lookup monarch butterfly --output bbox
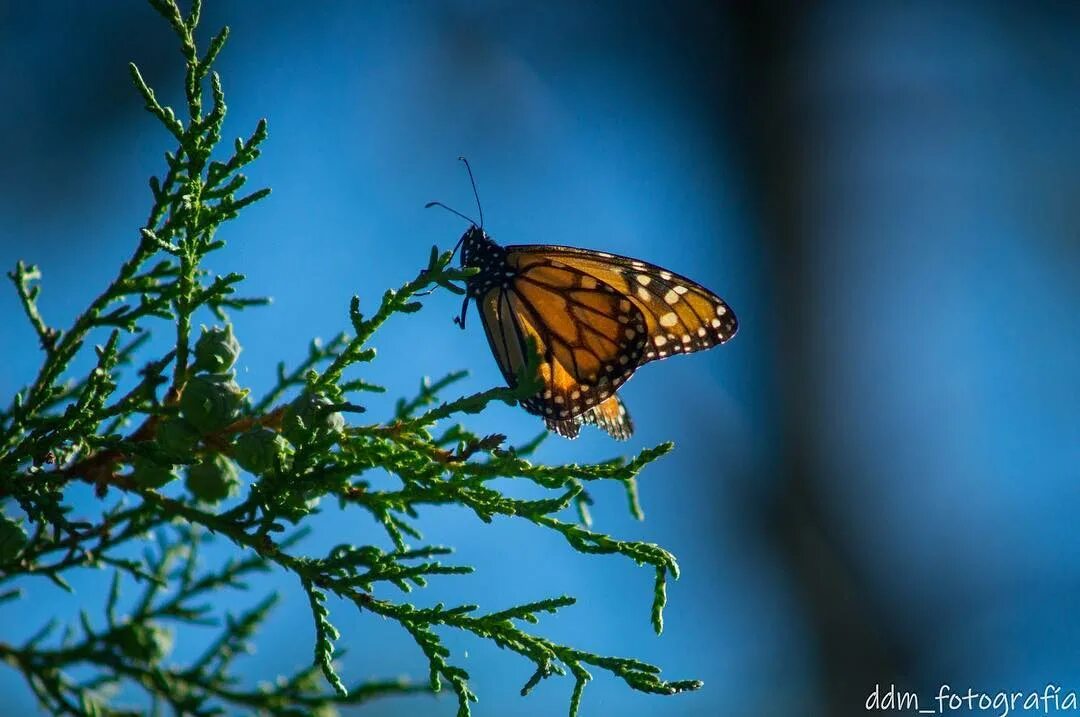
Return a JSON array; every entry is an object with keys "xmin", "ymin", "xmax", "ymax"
[{"xmin": 429, "ymin": 159, "xmax": 737, "ymax": 440}]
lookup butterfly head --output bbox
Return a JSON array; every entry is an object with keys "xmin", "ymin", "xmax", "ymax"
[
  {"xmin": 428, "ymin": 158, "xmax": 510, "ymax": 325},
  {"xmin": 459, "ymin": 225, "xmax": 495, "ymax": 266},
  {"xmin": 427, "ymin": 157, "xmax": 502, "ymax": 280},
  {"xmin": 459, "ymin": 225, "xmax": 507, "ymax": 296}
]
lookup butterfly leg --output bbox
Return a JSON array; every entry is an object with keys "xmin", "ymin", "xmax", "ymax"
[{"xmin": 453, "ymin": 295, "xmax": 469, "ymax": 329}]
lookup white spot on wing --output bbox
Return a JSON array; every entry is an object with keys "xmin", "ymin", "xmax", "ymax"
[
  {"xmin": 663, "ymin": 290, "xmax": 679, "ymax": 305},
  {"xmin": 659, "ymin": 312, "xmax": 678, "ymax": 328},
  {"xmin": 653, "ymin": 335, "xmax": 667, "ymax": 347},
  {"xmin": 635, "ymin": 274, "xmax": 651, "ymax": 286}
]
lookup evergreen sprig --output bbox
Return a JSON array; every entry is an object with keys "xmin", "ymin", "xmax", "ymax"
[{"xmin": 0, "ymin": 2, "xmax": 703, "ymax": 715}]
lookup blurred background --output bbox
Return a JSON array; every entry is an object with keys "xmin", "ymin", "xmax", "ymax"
[{"xmin": 1, "ymin": 1, "xmax": 1078, "ymax": 715}]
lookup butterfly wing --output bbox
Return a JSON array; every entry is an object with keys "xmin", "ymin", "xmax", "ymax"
[
  {"xmin": 473, "ymin": 244, "xmax": 735, "ymax": 440},
  {"xmin": 579, "ymin": 394, "xmax": 634, "ymax": 440},
  {"xmin": 506, "ymin": 245, "xmax": 738, "ymax": 362},
  {"xmin": 474, "ymin": 257, "xmax": 649, "ymax": 439}
]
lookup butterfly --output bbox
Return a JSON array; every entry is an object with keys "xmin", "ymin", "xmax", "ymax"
[{"xmin": 429, "ymin": 158, "xmax": 738, "ymax": 440}]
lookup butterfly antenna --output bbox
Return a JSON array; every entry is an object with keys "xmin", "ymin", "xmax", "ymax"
[
  {"xmin": 458, "ymin": 156, "xmax": 484, "ymax": 229},
  {"xmin": 424, "ymin": 201, "xmax": 478, "ymax": 227}
]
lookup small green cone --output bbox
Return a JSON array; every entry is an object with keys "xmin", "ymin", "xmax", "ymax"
[{"xmin": 185, "ymin": 454, "xmax": 240, "ymax": 504}]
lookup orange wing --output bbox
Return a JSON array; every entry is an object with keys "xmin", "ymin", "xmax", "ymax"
[
  {"xmin": 578, "ymin": 394, "xmax": 633, "ymax": 441},
  {"xmin": 474, "ymin": 246, "xmax": 736, "ymax": 440},
  {"xmin": 507, "ymin": 245, "xmax": 737, "ymax": 362},
  {"xmin": 475, "ymin": 256, "xmax": 647, "ymax": 439}
]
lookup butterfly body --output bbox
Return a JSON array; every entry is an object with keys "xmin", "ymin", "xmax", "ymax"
[
  {"xmin": 454, "ymin": 225, "xmax": 737, "ymax": 440},
  {"xmin": 459, "ymin": 226, "xmax": 509, "ymax": 299}
]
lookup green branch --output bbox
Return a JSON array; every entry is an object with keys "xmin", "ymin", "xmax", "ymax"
[{"xmin": 0, "ymin": 2, "xmax": 703, "ymax": 715}]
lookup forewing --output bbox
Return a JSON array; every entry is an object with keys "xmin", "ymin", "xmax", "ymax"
[
  {"xmin": 507, "ymin": 244, "xmax": 737, "ymax": 364},
  {"xmin": 476, "ymin": 252, "xmax": 648, "ymax": 428}
]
